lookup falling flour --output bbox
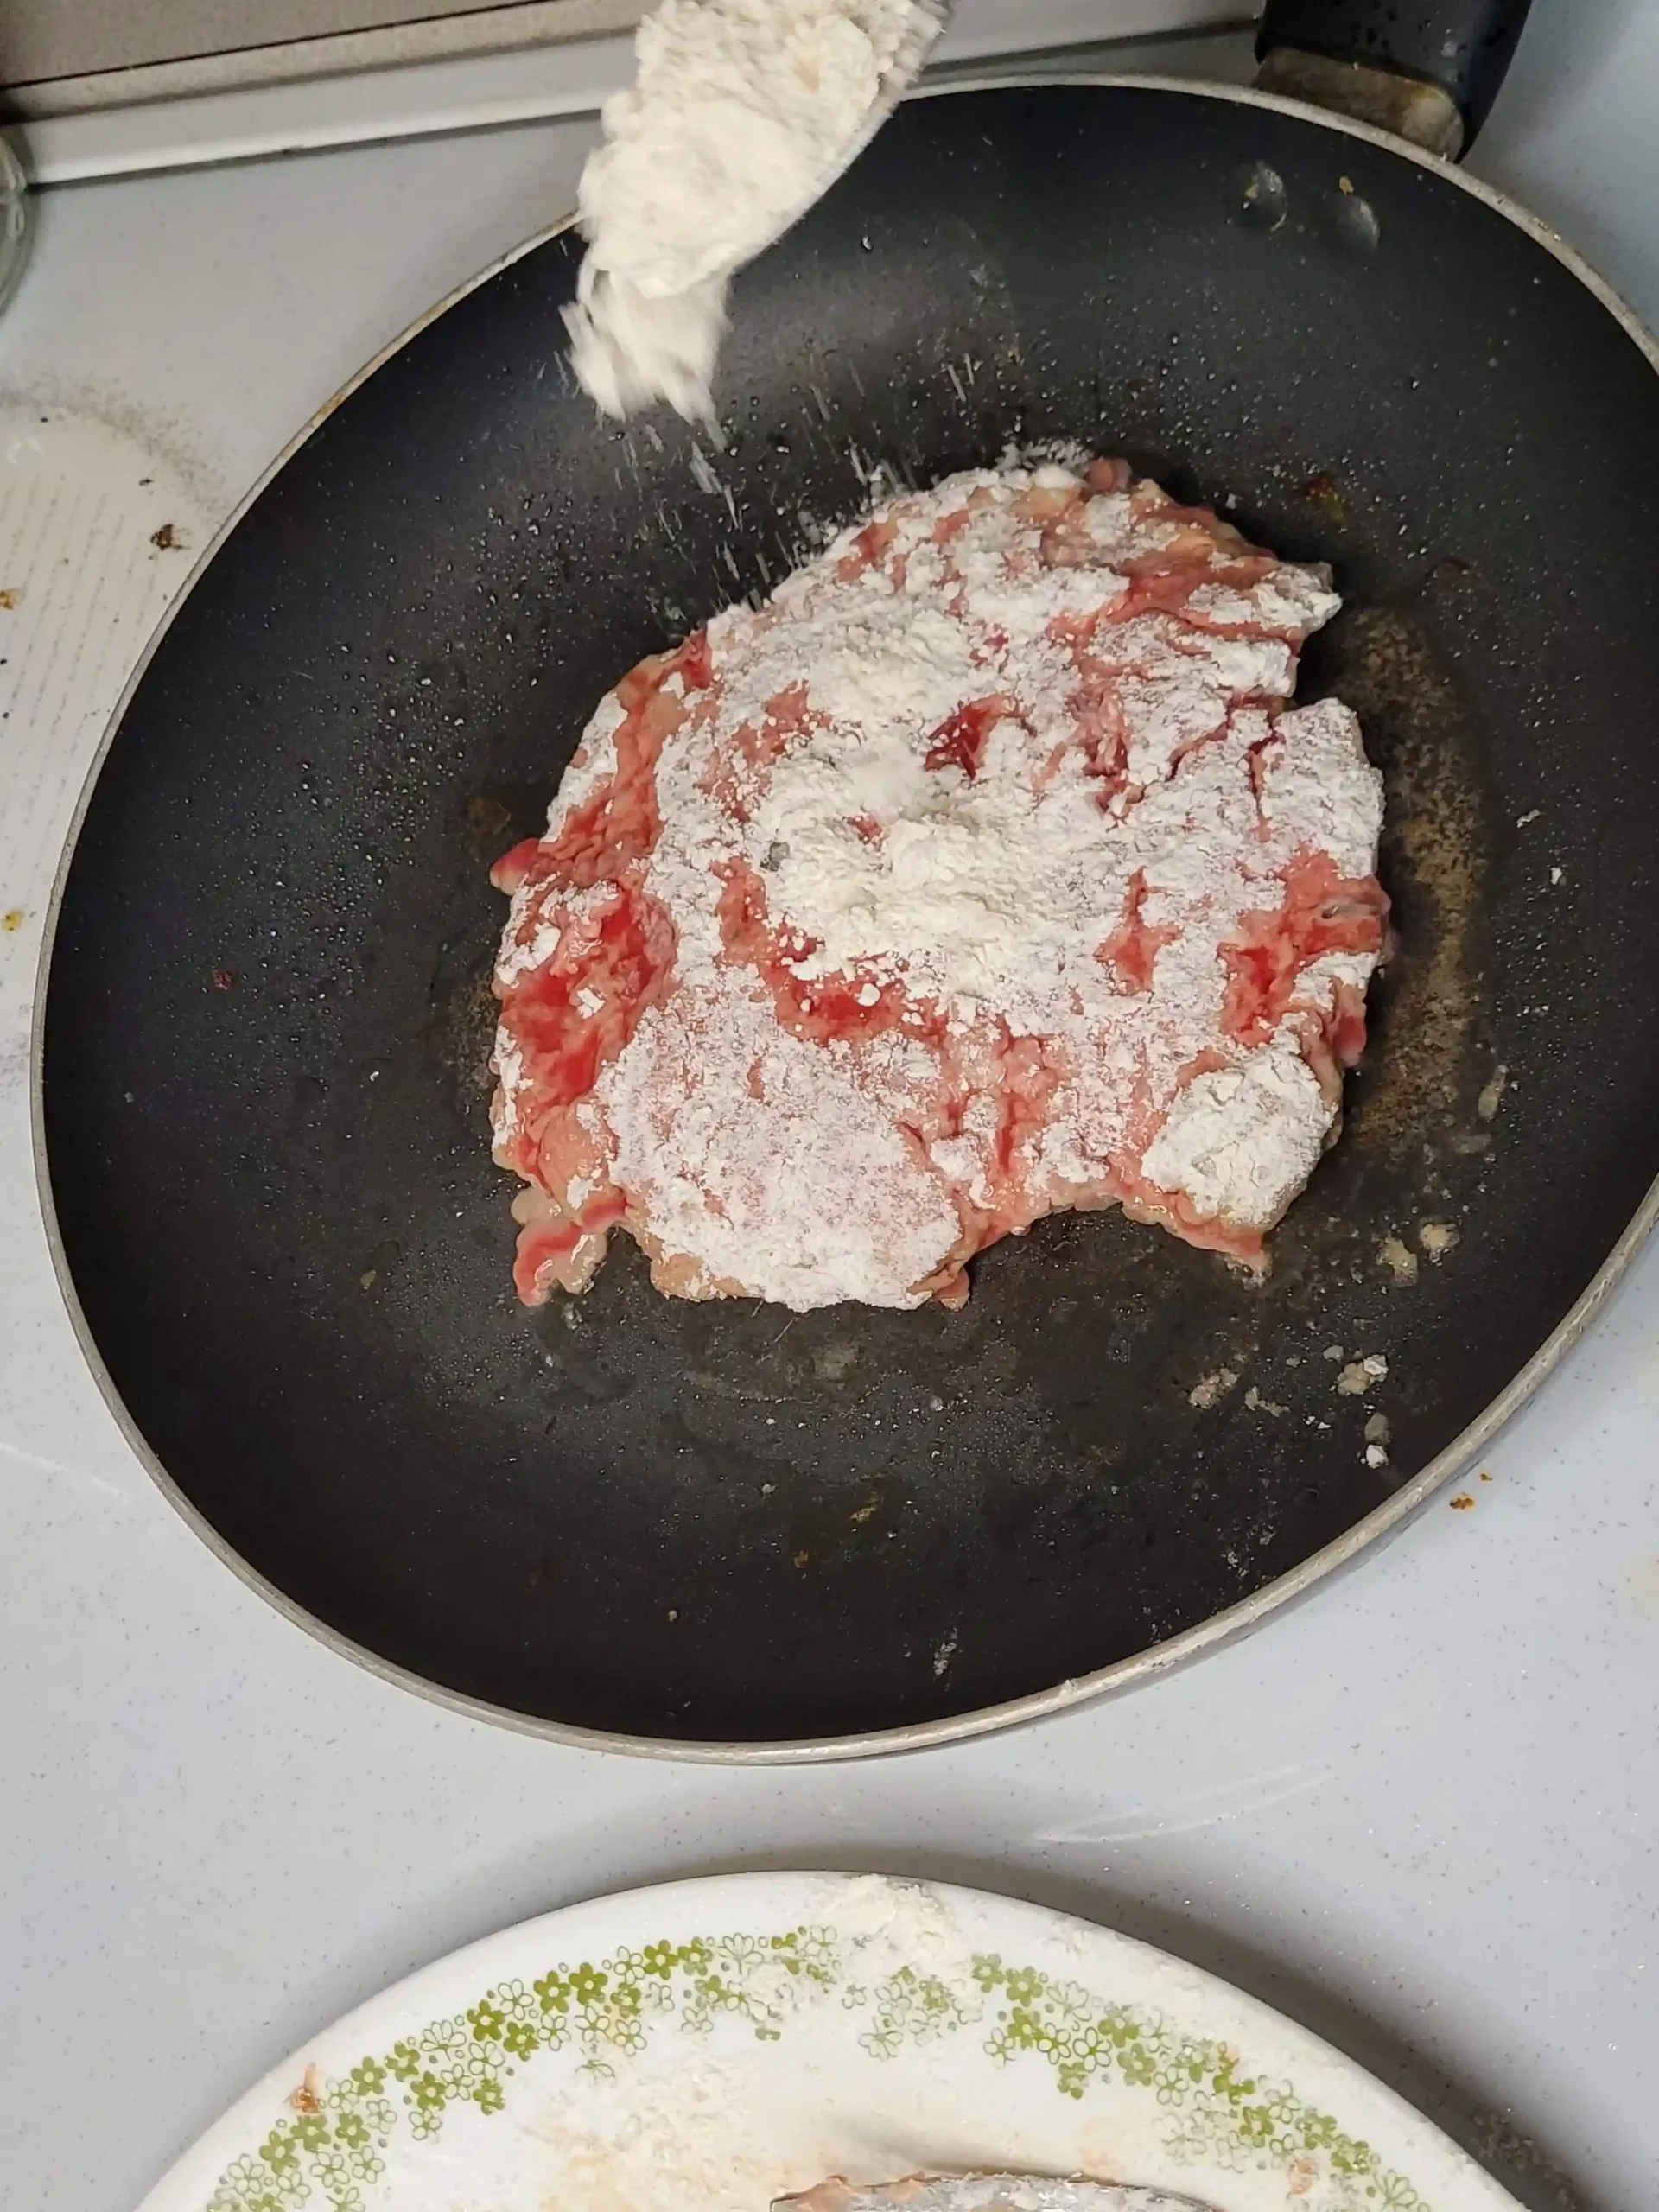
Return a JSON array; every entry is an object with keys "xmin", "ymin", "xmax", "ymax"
[{"xmin": 565, "ymin": 0, "xmax": 945, "ymax": 417}]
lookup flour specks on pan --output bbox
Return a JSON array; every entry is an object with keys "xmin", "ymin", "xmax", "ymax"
[{"xmin": 489, "ymin": 456, "xmax": 1387, "ymax": 1313}]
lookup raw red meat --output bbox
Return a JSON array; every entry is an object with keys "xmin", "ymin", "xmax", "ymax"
[{"xmin": 490, "ymin": 459, "xmax": 1385, "ymax": 1311}]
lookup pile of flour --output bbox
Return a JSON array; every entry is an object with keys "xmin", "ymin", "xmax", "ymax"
[{"xmin": 565, "ymin": 0, "xmax": 945, "ymax": 419}]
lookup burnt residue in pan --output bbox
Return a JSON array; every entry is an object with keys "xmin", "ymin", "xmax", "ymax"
[{"xmin": 1313, "ymin": 589, "xmax": 1492, "ymax": 1156}]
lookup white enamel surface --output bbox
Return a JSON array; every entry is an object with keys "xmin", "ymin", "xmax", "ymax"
[{"xmin": 2, "ymin": 11, "xmax": 1657, "ymax": 2212}]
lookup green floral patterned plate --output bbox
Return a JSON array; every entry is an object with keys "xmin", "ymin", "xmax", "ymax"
[{"xmin": 139, "ymin": 1873, "xmax": 1518, "ymax": 2212}]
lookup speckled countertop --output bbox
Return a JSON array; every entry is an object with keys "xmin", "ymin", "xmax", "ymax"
[{"xmin": 2, "ymin": 9, "xmax": 1656, "ymax": 2211}]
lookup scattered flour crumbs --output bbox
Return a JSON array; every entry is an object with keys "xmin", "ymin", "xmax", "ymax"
[
  {"xmin": 488, "ymin": 456, "xmax": 1389, "ymax": 1313},
  {"xmin": 804, "ymin": 1869, "xmax": 981, "ymax": 1984},
  {"xmin": 518, "ymin": 1879, "xmax": 976, "ymax": 2212},
  {"xmin": 518, "ymin": 1883, "xmax": 1219, "ymax": 2212},
  {"xmin": 565, "ymin": 0, "xmax": 946, "ymax": 417}
]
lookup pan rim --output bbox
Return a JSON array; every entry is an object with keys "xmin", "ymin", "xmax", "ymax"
[{"xmin": 30, "ymin": 70, "xmax": 1659, "ymax": 1766}]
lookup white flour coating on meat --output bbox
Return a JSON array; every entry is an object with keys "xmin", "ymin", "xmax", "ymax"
[
  {"xmin": 488, "ymin": 456, "xmax": 1388, "ymax": 1313},
  {"xmin": 565, "ymin": 0, "xmax": 945, "ymax": 418}
]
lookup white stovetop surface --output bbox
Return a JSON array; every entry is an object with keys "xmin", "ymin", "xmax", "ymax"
[{"xmin": 3, "ymin": 9, "xmax": 1656, "ymax": 2211}]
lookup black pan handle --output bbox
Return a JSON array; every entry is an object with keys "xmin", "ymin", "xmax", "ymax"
[{"xmin": 1256, "ymin": 0, "xmax": 1534, "ymax": 155}]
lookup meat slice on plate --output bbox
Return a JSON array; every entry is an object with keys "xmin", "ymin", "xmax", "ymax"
[
  {"xmin": 489, "ymin": 454, "xmax": 1387, "ymax": 1313},
  {"xmin": 777, "ymin": 2178, "xmax": 1220, "ymax": 2212}
]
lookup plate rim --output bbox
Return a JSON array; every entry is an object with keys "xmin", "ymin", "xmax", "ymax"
[
  {"xmin": 134, "ymin": 1868, "xmax": 1520, "ymax": 2212},
  {"xmin": 32, "ymin": 73, "xmax": 1659, "ymax": 1765}
]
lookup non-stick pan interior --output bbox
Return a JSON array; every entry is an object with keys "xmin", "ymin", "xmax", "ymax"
[{"xmin": 42, "ymin": 86, "xmax": 1659, "ymax": 1746}]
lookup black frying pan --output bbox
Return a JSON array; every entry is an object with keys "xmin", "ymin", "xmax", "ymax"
[{"xmin": 37, "ymin": 0, "xmax": 1659, "ymax": 1756}]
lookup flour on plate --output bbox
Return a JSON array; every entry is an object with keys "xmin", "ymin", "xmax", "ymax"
[
  {"xmin": 565, "ymin": 0, "xmax": 945, "ymax": 418},
  {"xmin": 488, "ymin": 456, "xmax": 1388, "ymax": 1313}
]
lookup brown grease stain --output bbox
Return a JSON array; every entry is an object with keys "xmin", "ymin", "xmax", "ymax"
[
  {"xmin": 287, "ymin": 2065, "xmax": 324, "ymax": 2113},
  {"xmin": 1320, "ymin": 601, "xmax": 1489, "ymax": 1164},
  {"xmin": 464, "ymin": 789, "xmax": 514, "ymax": 859},
  {"xmin": 1298, "ymin": 472, "xmax": 1346, "ymax": 527},
  {"xmin": 443, "ymin": 970, "xmax": 499, "ymax": 1104}
]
